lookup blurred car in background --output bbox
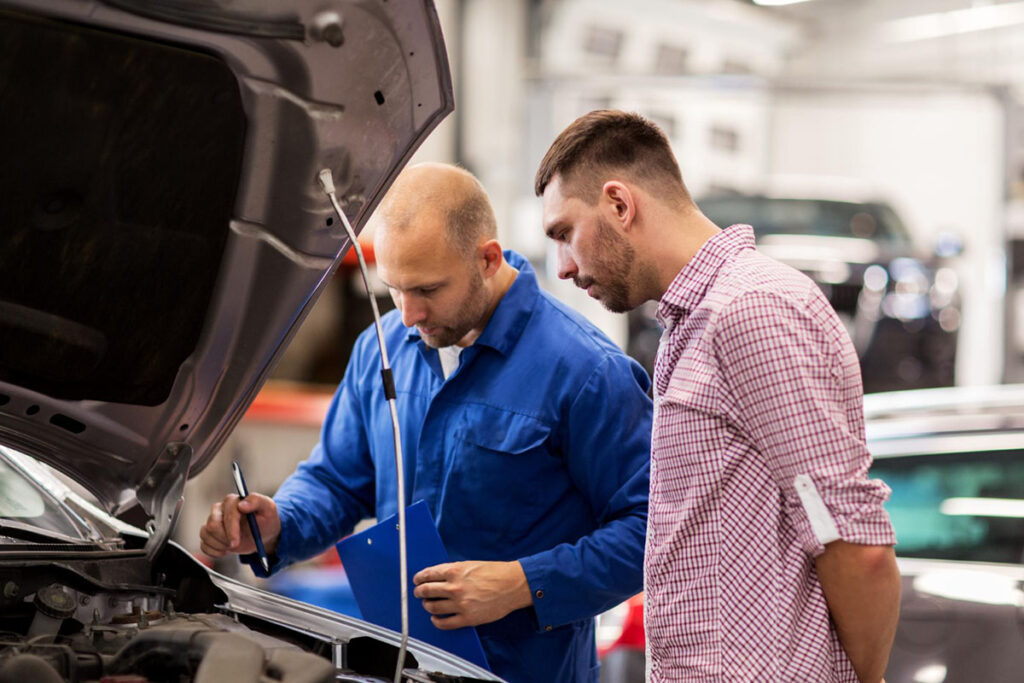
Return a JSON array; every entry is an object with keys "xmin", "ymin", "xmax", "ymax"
[
  {"xmin": 598, "ymin": 384, "xmax": 1024, "ymax": 683},
  {"xmin": 863, "ymin": 385, "xmax": 1024, "ymax": 683},
  {"xmin": 700, "ymin": 191, "xmax": 961, "ymax": 392},
  {"xmin": 627, "ymin": 189, "xmax": 962, "ymax": 393},
  {"xmin": 596, "ymin": 593, "xmax": 645, "ymax": 682}
]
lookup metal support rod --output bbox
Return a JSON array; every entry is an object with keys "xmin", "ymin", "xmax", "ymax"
[{"xmin": 317, "ymin": 169, "xmax": 409, "ymax": 683}]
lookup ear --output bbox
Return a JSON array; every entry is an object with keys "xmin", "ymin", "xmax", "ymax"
[
  {"xmin": 478, "ymin": 239, "xmax": 504, "ymax": 277},
  {"xmin": 601, "ymin": 181, "xmax": 636, "ymax": 231}
]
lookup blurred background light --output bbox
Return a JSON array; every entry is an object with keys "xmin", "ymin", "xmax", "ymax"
[
  {"xmin": 753, "ymin": 0, "xmax": 817, "ymax": 6},
  {"xmin": 882, "ymin": 1, "xmax": 1024, "ymax": 43},
  {"xmin": 940, "ymin": 496, "xmax": 1024, "ymax": 518},
  {"xmin": 913, "ymin": 664, "xmax": 948, "ymax": 683},
  {"xmin": 913, "ymin": 569, "xmax": 1021, "ymax": 606}
]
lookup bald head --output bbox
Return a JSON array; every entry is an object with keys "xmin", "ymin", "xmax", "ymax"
[
  {"xmin": 369, "ymin": 164, "xmax": 516, "ymax": 348},
  {"xmin": 372, "ymin": 162, "xmax": 497, "ymax": 256}
]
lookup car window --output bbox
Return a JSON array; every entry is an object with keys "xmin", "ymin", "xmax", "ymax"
[
  {"xmin": 871, "ymin": 449, "xmax": 1024, "ymax": 564},
  {"xmin": 698, "ymin": 196, "xmax": 912, "ymax": 246},
  {"xmin": 0, "ymin": 458, "xmax": 85, "ymax": 539}
]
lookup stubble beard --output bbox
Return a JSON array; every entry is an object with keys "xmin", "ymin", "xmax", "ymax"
[
  {"xmin": 419, "ymin": 267, "xmax": 489, "ymax": 349},
  {"xmin": 582, "ymin": 217, "xmax": 641, "ymax": 314}
]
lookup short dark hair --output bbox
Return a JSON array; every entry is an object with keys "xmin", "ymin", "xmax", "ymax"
[{"xmin": 534, "ymin": 110, "xmax": 690, "ymax": 206}]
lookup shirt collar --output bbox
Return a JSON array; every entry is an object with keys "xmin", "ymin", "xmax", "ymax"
[
  {"xmin": 405, "ymin": 250, "xmax": 538, "ymax": 357},
  {"xmin": 657, "ymin": 224, "xmax": 755, "ymax": 328}
]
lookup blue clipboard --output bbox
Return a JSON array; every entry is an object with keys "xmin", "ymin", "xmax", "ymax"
[{"xmin": 335, "ymin": 500, "xmax": 490, "ymax": 670}]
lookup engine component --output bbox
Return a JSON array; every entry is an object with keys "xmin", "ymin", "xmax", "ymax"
[
  {"xmin": 0, "ymin": 653, "xmax": 63, "ymax": 683},
  {"xmin": 105, "ymin": 616, "xmax": 335, "ymax": 683},
  {"xmin": 28, "ymin": 584, "xmax": 76, "ymax": 640}
]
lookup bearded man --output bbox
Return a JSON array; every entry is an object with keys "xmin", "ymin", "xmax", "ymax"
[
  {"xmin": 535, "ymin": 111, "xmax": 900, "ymax": 683},
  {"xmin": 200, "ymin": 162, "xmax": 653, "ymax": 683}
]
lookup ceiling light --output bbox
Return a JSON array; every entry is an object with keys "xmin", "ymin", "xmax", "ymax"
[{"xmin": 883, "ymin": 1, "xmax": 1024, "ymax": 42}]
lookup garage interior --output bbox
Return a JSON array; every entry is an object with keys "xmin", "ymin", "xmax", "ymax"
[{"xmin": 81, "ymin": 1, "xmax": 1018, "ymax": 680}]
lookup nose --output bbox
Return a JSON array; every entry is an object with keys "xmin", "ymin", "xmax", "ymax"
[
  {"xmin": 556, "ymin": 243, "xmax": 578, "ymax": 281},
  {"xmin": 398, "ymin": 293, "xmax": 428, "ymax": 327}
]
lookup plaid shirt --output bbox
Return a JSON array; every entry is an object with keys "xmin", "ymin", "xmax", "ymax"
[{"xmin": 644, "ymin": 225, "xmax": 896, "ymax": 682}]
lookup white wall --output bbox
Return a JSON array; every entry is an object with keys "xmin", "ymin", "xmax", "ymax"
[
  {"xmin": 515, "ymin": 0, "xmax": 801, "ymax": 349},
  {"xmin": 539, "ymin": 0, "xmax": 799, "ymax": 78},
  {"xmin": 781, "ymin": 0, "xmax": 1024, "ymax": 88},
  {"xmin": 768, "ymin": 87, "xmax": 1006, "ymax": 385},
  {"xmin": 407, "ymin": 0, "xmax": 459, "ymax": 166}
]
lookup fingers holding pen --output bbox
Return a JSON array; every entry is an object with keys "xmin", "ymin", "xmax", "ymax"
[
  {"xmin": 217, "ymin": 493, "xmax": 242, "ymax": 549},
  {"xmin": 237, "ymin": 492, "xmax": 282, "ymax": 554},
  {"xmin": 198, "ymin": 492, "xmax": 281, "ymax": 558},
  {"xmin": 199, "ymin": 496, "xmax": 235, "ymax": 557}
]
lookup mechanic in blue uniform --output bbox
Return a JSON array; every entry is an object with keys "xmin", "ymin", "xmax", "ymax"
[{"xmin": 199, "ymin": 163, "xmax": 652, "ymax": 683}]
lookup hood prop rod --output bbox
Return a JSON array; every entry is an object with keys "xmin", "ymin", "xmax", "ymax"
[{"xmin": 318, "ymin": 169, "xmax": 409, "ymax": 683}]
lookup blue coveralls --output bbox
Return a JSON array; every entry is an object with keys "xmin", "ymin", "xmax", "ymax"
[{"xmin": 257, "ymin": 251, "xmax": 652, "ymax": 682}]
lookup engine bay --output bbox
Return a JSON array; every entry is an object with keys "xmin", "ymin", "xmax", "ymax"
[
  {"xmin": 0, "ymin": 546, "xmax": 340, "ymax": 683},
  {"xmin": 0, "ymin": 543, "xmax": 479, "ymax": 683}
]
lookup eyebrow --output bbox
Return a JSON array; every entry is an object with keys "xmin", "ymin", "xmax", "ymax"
[{"xmin": 378, "ymin": 276, "xmax": 446, "ymax": 292}]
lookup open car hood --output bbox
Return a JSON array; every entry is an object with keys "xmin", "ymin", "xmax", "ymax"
[{"xmin": 0, "ymin": 0, "xmax": 453, "ymax": 549}]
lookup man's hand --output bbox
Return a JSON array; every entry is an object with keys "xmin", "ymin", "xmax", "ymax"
[
  {"xmin": 815, "ymin": 540, "xmax": 900, "ymax": 683},
  {"xmin": 199, "ymin": 492, "xmax": 281, "ymax": 559},
  {"xmin": 412, "ymin": 560, "xmax": 532, "ymax": 629}
]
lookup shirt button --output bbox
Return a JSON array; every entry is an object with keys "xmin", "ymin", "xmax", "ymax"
[
  {"xmin": 545, "ymin": 625, "xmax": 552, "ymax": 631},
  {"xmin": 535, "ymin": 590, "xmax": 544, "ymax": 599}
]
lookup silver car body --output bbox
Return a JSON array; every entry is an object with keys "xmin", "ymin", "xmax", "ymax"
[
  {"xmin": 0, "ymin": 444, "xmax": 503, "ymax": 680},
  {"xmin": 0, "ymin": 1, "xmax": 511, "ymax": 680},
  {"xmin": 0, "ymin": 0, "xmax": 451, "ymax": 536}
]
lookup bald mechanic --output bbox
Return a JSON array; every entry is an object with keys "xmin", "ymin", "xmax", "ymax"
[{"xmin": 199, "ymin": 163, "xmax": 652, "ymax": 683}]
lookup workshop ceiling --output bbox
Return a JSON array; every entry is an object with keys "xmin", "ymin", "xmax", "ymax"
[{"xmin": 740, "ymin": 0, "xmax": 1024, "ymax": 88}]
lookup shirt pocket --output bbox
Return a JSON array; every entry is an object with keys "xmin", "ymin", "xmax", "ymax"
[
  {"xmin": 660, "ymin": 347, "xmax": 724, "ymax": 417},
  {"xmin": 456, "ymin": 407, "xmax": 551, "ymax": 454},
  {"xmin": 446, "ymin": 406, "xmax": 556, "ymax": 549},
  {"xmin": 654, "ymin": 350, "xmax": 728, "ymax": 493}
]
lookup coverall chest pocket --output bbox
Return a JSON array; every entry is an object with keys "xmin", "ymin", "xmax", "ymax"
[{"xmin": 448, "ymin": 406, "xmax": 554, "ymax": 549}]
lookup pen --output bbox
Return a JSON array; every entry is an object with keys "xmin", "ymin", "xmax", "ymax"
[{"xmin": 231, "ymin": 460, "xmax": 270, "ymax": 574}]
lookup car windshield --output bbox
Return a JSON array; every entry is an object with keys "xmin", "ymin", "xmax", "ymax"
[
  {"xmin": 698, "ymin": 196, "xmax": 912, "ymax": 246},
  {"xmin": 0, "ymin": 455, "xmax": 86, "ymax": 541},
  {"xmin": 871, "ymin": 448, "xmax": 1024, "ymax": 564}
]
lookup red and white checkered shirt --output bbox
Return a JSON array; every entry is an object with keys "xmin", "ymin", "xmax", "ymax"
[{"xmin": 644, "ymin": 225, "xmax": 896, "ymax": 682}]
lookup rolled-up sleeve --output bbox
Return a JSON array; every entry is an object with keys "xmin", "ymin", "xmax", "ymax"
[{"xmin": 713, "ymin": 288, "xmax": 896, "ymax": 557}]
